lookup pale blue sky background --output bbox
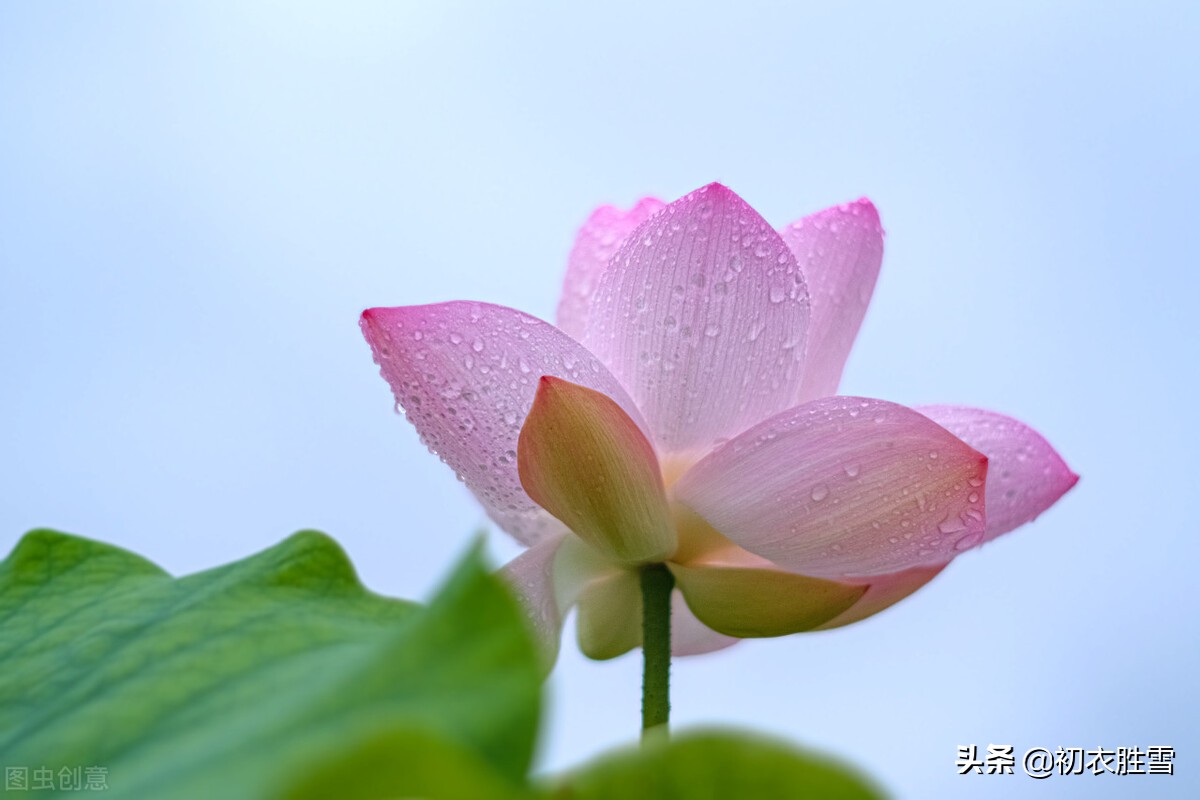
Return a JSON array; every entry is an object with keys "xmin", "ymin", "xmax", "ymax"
[{"xmin": 2, "ymin": 2, "xmax": 1197, "ymax": 797}]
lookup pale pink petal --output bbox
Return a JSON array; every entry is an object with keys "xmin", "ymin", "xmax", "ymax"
[
  {"xmin": 674, "ymin": 396, "xmax": 989, "ymax": 579},
  {"xmin": 779, "ymin": 199, "xmax": 885, "ymax": 402},
  {"xmin": 813, "ymin": 564, "xmax": 944, "ymax": 630},
  {"xmin": 557, "ymin": 197, "xmax": 665, "ymax": 340},
  {"xmin": 917, "ymin": 405, "xmax": 1078, "ymax": 542},
  {"xmin": 671, "ymin": 560, "xmax": 865, "ymax": 638},
  {"xmin": 555, "ymin": 532, "xmax": 738, "ymax": 659},
  {"xmin": 575, "ymin": 570, "xmax": 642, "ymax": 661},
  {"xmin": 518, "ymin": 377, "xmax": 676, "ymax": 565},
  {"xmin": 551, "ymin": 534, "xmax": 628, "ymax": 609},
  {"xmin": 500, "ymin": 534, "xmax": 568, "ymax": 663},
  {"xmin": 582, "ymin": 183, "xmax": 811, "ymax": 458},
  {"xmin": 575, "ymin": 577, "xmax": 740, "ymax": 659},
  {"xmin": 671, "ymin": 591, "xmax": 738, "ymax": 656},
  {"xmin": 361, "ymin": 301, "xmax": 647, "ymax": 546}
]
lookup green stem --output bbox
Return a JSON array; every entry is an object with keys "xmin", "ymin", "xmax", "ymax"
[{"xmin": 640, "ymin": 562, "xmax": 674, "ymax": 738}]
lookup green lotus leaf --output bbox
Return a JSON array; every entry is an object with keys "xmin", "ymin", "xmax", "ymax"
[
  {"xmin": 0, "ymin": 529, "xmax": 540, "ymax": 800},
  {"xmin": 543, "ymin": 729, "xmax": 885, "ymax": 800}
]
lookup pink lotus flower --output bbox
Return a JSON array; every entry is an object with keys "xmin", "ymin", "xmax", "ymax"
[{"xmin": 361, "ymin": 183, "xmax": 1076, "ymax": 660}]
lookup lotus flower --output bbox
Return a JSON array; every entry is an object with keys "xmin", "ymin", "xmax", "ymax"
[{"xmin": 361, "ymin": 183, "xmax": 1076, "ymax": 660}]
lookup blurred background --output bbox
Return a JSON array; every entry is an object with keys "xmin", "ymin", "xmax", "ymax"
[{"xmin": 2, "ymin": 1, "xmax": 1196, "ymax": 797}]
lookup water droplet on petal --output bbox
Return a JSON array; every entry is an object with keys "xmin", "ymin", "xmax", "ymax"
[
  {"xmin": 955, "ymin": 532, "xmax": 984, "ymax": 551},
  {"xmin": 938, "ymin": 516, "xmax": 967, "ymax": 535}
]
